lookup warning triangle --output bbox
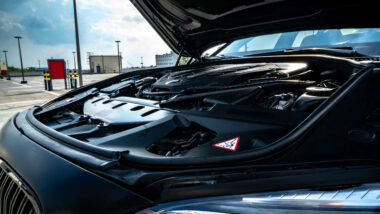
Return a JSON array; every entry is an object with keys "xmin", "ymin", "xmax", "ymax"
[{"xmin": 213, "ymin": 137, "xmax": 240, "ymax": 151}]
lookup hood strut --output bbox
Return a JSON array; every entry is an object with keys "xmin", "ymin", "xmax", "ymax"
[
  {"xmin": 176, "ymin": 42, "xmax": 202, "ymax": 66},
  {"xmin": 175, "ymin": 42, "xmax": 186, "ymax": 66}
]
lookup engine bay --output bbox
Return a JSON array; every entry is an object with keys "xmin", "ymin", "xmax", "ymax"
[{"xmin": 35, "ymin": 59, "xmax": 355, "ymax": 159}]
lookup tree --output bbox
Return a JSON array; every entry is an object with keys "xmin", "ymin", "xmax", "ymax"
[
  {"xmin": 178, "ymin": 57, "xmax": 194, "ymax": 65},
  {"xmin": 8, "ymin": 66, "xmax": 21, "ymax": 73}
]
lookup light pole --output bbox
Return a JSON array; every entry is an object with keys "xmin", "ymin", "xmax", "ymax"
[
  {"xmin": 14, "ymin": 36, "xmax": 27, "ymax": 84},
  {"xmin": 73, "ymin": 0, "xmax": 83, "ymax": 87},
  {"xmin": 38, "ymin": 60, "xmax": 41, "ymax": 69},
  {"xmin": 115, "ymin": 40, "xmax": 121, "ymax": 74},
  {"xmin": 72, "ymin": 52, "xmax": 77, "ymax": 71},
  {"xmin": 141, "ymin": 57, "xmax": 143, "ymax": 68},
  {"xmin": 0, "ymin": 54, "xmax": 2, "ymax": 79},
  {"xmin": 66, "ymin": 60, "xmax": 70, "ymax": 70},
  {"xmin": 3, "ymin": 51, "xmax": 10, "ymax": 80}
]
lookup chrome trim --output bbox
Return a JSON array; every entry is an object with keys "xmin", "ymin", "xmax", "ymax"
[
  {"xmin": 139, "ymin": 183, "xmax": 380, "ymax": 213},
  {"xmin": 0, "ymin": 159, "xmax": 41, "ymax": 214}
]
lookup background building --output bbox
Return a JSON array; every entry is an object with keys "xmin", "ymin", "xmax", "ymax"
[
  {"xmin": 89, "ymin": 55, "xmax": 122, "ymax": 73},
  {"xmin": 155, "ymin": 51, "xmax": 178, "ymax": 67},
  {"xmin": 0, "ymin": 61, "xmax": 7, "ymax": 76},
  {"xmin": 0, "ymin": 61, "xmax": 6, "ymax": 70}
]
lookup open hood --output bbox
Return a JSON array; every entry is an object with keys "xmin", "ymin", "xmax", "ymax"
[{"xmin": 131, "ymin": 0, "xmax": 380, "ymax": 58}]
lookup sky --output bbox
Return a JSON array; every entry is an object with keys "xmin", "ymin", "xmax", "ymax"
[{"xmin": 0, "ymin": 0, "xmax": 171, "ymax": 69}]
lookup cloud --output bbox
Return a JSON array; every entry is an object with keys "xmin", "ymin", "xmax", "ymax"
[
  {"xmin": 62, "ymin": 0, "xmax": 70, "ymax": 6},
  {"xmin": 126, "ymin": 37, "xmax": 138, "ymax": 42},
  {"xmin": 82, "ymin": 0, "xmax": 171, "ymax": 66},
  {"xmin": 123, "ymin": 16, "xmax": 145, "ymax": 23},
  {"xmin": 21, "ymin": 15, "xmax": 54, "ymax": 31},
  {"xmin": 18, "ymin": 13, "xmax": 75, "ymax": 45},
  {"xmin": 0, "ymin": 0, "xmax": 29, "ymax": 13},
  {"xmin": 0, "ymin": 11, "xmax": 24, "ymax": 32},
  {"xmin": 0, "ymin": 0, "xmax": 171, "ymax": 68}
]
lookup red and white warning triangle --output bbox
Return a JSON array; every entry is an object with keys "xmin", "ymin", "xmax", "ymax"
[{"xmin": 213, "ymin": 137, "xmax": 240, "ymax": 151}]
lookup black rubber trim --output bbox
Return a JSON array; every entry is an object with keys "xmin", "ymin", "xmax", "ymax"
[{"xmin": 14, "ymin": 112, "xmax": 119, "ymax": 170}]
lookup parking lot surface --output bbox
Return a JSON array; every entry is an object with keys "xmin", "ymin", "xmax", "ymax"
[{"xmin": 0, "ymin": 74, "xmax": 118, "ymax": 128}]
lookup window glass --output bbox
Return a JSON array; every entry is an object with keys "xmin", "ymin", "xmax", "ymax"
[{"xmin": 217, "ymin": 28, "xmax": 380, "ymax": 57}]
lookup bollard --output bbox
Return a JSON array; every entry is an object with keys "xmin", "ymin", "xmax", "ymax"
[
  {"xmin": 43, "ymin": 71, "xmax": 48, "ymax": 90},
  {"xmin": 74, "ymin": 71, "xmax": 78, "ymax": 89},
  {"xmin": 47, "ymin": 71, "xmax": 53, "ymax": 91},
  {"xmin": 6, "ymin": 71, "xmax": 11, "ymax": 80},
  {"xmin": 69, "ymin": 71, "xmax": 74, "ymax": 88},
  {"xmin": 67, "ymin": 70, "xmax": 70, "ymax": 88},
  {"xmin": 64, "ymin": 70, "xmax": 68, "ymax": 90}
]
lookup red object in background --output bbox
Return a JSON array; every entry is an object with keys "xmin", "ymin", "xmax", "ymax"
[
  {"xmin": 48, "ymin": 59, "xmax": 66, "ymax": 79},
  {"xmin": 1, "ymin": 70, "xmax": 6, "ymax": 76}
]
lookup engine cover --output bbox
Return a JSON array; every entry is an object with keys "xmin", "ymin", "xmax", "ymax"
[{"xmin": 83, "ymin": 96, "xmax": 173, "ymax": 125}]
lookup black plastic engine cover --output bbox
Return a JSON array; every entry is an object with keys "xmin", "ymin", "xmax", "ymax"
[{"xmin": 151, "ymin": 63, "xmax": 307, "ymax": 92}]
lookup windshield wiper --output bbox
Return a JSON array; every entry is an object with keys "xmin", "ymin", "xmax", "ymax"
[
  {"xmin": 206, "ymin": 55, "xmax": 242, "ymax": 60},
  {"xmin": 244, "ymin": 46, "xmax": 367, "ymax": 57}
]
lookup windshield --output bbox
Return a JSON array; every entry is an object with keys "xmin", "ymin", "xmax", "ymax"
[{"xmin": 217, "ymin": 28, "xmax": 380, "ymax": 57}]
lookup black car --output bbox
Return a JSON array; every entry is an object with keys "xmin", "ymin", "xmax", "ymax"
[{"xmin": 1, "ymin": 0, "xmax": 380, "ymax": 213}]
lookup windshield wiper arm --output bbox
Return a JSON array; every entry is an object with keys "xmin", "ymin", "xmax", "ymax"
[
  {"xmin": 284, "ymin": 46, "xmax": 358, "ymax": 55},
  {"xmin": 206, "ymin": 55, "xmax": 242, "ymax": 60},
  {"xmin": 244, "ymin": 46, "xmax": 367, "ymax": 57}
]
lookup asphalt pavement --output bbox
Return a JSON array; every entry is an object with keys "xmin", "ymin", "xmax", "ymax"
[{"xmin": 0, "ymin": 74, "xmax": 118, "ymax": 128}]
